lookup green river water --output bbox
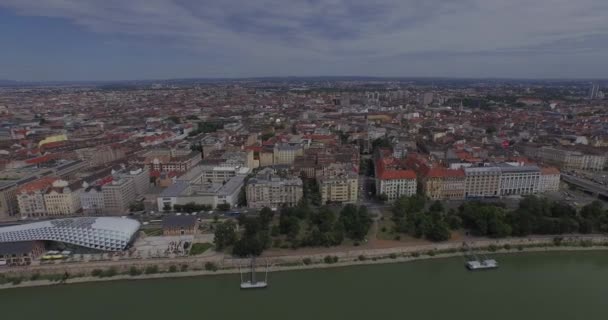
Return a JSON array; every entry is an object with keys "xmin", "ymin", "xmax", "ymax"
[{"xmin": 2, "ymin": 251, "xmax": 608, "ymax": 320}]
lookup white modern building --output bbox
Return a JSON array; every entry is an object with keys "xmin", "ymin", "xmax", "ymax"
[
  {"xmin": 540, "ymin": 167, "xmax": 561, "ymax": 192},
  {"xmin": 498, "ymin": 165, "xmax": 541, "ymax": 196},
  {"xmin": 0, "ymin": 217, "xmax": 141, "ymax": 251},
  {"xmin": 157, "ymin": 175, "xmax": 245, "ymax": 211}
]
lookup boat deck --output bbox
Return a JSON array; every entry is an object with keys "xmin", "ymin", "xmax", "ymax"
[
  {"xmin": 240, "ymin": 281, "xmax": 268, "ymax": 289},
  {"xmin": 466, "ymin": 259, "xmax": 498, "ymax": 270}
]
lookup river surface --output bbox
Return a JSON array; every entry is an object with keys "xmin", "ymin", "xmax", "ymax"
[{"xmin": 2, "ymin": 251, "xmax": 608, "ymax": 320}]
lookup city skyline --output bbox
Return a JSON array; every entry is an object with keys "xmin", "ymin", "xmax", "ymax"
[{"xmin": 1, "ymin": 0, "xmax": 608, "ymax": 81}]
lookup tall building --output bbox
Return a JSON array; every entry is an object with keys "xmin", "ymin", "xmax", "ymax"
[
  {"xmin": 422, "ymin": 92, "xmax": 434, "ymax": 106},
  {"xmin": 246, "ymin": 168, "xmax": 303, "ymax": 209},
  {"xmin": 464, "ymin": 167, "xmax": 501, "ymax": 198},
  {"xmin": 123, "ymin": 167, "xmax": 150, "ymax": 196},
  {"xmin": 102, "ymin": 178, "xmax": 136, "ymax": 214},
  {"xmin": 589, "ymin": 83, "xmax": 600, "ymax": 100},
  {"xmin": 498, "ymin": 165, "xmax": 540, "ymax": 196}
]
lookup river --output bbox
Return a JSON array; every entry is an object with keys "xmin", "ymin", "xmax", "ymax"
[{"xmin": 2, "ymin": 251, "xmax": 608, "ymax": 319}]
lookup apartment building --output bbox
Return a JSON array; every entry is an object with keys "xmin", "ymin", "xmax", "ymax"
[
  {"xmin": 538, "ymin": 147, "xmax": 607, "ymax": 171},
  {"xmin": 102, "ymin": 178, "xmax": 136, "ymax": 214},
  {"xmin": 80, "ymin": 185, "xmax": 104, "ymax": 215},
  {"xmin": 464, "ymin": 167, "xmax": 501, "ymax": 198},
  {"xmin": 246, "ymin": 168, "xmax": 303, "ymax": 209},
  {"xmin": 375, "ymin": 149, "xmax": 417, "ymax": 201},
  {"xmin": 425, "ymin": 168, "xmax": 466, "ymax": 200},
  {"xmin": 123, "ymin": 166, "xmax": 150, "ymax": 196},
  {"xmin": 540, "ymin": 167, "xmax": 561, "ymax": 192},
  {"xmin": 43, "ymin": 180, "xmax": 82, "ymax": 216},
  {"xmin": 16, "ymin": 177, "xmax": 58, "ymax": 218},
  {"xmin": 317, "ymin": 164, "xmax": 358, "ymax": 204},
  {"xmin": 157, "ymin": 175, "xmax": 245, "ymax": 211},
  {"xmin": 131, "ymin": 148, "xmax": 202, "ymax": 173},
  {"xmin": 376, "ymin": 170, "xmax": 417, "ymax": 201},
  {"xmin": 273, "ymin": 144, "xmax": 304, "ymax": 166},
  {"xmin": 498, "ymin": 165, "xmax": 540, "ymax": 196}
]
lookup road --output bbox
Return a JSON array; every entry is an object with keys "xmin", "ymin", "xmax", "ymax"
[{"xmin": 562, "ymin": 174, "xmax": 608, "ymax": 197}]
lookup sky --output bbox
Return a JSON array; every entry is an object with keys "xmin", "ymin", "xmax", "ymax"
[{"xmin": 1, "ymin": 0, "xmax": 608, "ymax": 81}]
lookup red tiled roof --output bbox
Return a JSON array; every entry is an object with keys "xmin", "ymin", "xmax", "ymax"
[
  {"xmin": 25, "ymin": 154, "xmax": 54, "ymax": 165},
  {"xmin": 17, "ymin": 177, "xmax": 58, "ymax": 193},
  {"xmin": 377, "ymin": 168, "xmax": 416, "ymax": 180},
  {"xmin": 427, "ymin": 168, "xmax": 465, "ymax": 178},
  {"xmin": 541, "ymin": 167, "xmax": 560, "ymax": 175}
]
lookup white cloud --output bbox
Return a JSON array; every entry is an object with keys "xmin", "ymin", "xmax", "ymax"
[{"xmin": 1, "ymin": 0, "xmax": 608, "ymax": 78}]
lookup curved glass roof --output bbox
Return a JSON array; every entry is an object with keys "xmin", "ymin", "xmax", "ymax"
[{"xmin": 0, "ymin": 217, "xmax": 141, "ymax": 251}]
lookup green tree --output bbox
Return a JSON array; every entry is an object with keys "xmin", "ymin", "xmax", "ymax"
[
  {"xmin": 339, "ymin": 204, "xmax": 372, "ymax": 241},
  {"xmin": 216, "ymin": 203, "xmax": 231, "ymax": 211},
  {"xmin": 214, "ymin": 221, "xmax": 237, "ymax": 250},
  {"xmin": 259, "ymin": 207, "xmax": 275, "ymax": 226},
  {"xmin": 429, "ymin": 200, "xmax": 444, "ymax": 213}
]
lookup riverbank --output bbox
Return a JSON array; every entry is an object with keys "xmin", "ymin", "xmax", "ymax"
[{"xmin": 3, "ymin": 235, "xmax": 608, "ymax": 290}]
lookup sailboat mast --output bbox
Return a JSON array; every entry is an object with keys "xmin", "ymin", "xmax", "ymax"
[{"xmin": 251, "ymin": 257, "xmax": 256, "ymax": 284}]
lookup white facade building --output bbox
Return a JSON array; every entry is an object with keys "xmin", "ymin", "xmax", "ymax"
[{"xmin": 498, "ymin": 165, "xmax": 540, "ymax": 196}]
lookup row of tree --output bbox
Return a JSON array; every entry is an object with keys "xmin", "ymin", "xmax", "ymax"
[
  {"xmin": 391, "ymin": 194, "xmax": 608, "ymax": 242},
  {"xmin": 460, "ymin": 197, "xmax": 608, "ymax": 237},
  {"xmin": 214, "ymin": 202, "xmax": 373, "ymax": 257},
  {"xmin": 392, "ymin": 196, "xmax": 452, "ymax": 242}
]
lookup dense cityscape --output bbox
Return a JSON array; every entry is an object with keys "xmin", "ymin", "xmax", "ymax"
[
  {"xmin": 0, "ymin": 78, "xmax": 606, "ymax": 279},
  {"xmin": 3, "ymin": 0, "xmax": 608, "ymax": 317}
]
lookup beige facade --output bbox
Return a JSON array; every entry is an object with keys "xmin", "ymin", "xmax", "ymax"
[
  {"xmin": 43, "ymin": 180, "xmax": 82, "ymax": 216},
  {"xmin": 259, "ymin": 151, "xmax": 274, "ymax": 167},
  {"xmin": 538, "ymin": 147, "xmax": 607, "ymax": 171},
  {"xmin": 464, "ymin": 167, "xmax": 501, "ymax": 198},
  {"xmin": 319, "ymin": 176, "xmax": 358, "ymax": 204},
  {"xmin": 273, "ymin": 144, "xmax": 304, "ymax": 166},
  {"xmin": 246, "ymin": 168, "xmax": 303, "ymax": 209},
  {"xmin": 17, "ymin": 191, "xmax": 47, "ymax": 217},
  {"xmin": 425, "ymin": 174, "xmax": 466, "ymax": 200}
]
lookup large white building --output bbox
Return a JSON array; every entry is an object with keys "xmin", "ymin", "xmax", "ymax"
[
  {"xmin": 0, "ymin": 217, "xmax": 140, "ymax": 251},
  {"xmin": 178, "ymin": 165, "xmax": 250, "ymax": 185},
  {"xmin": 498, "ymin": 165, "xmax": 540, "ymax": 196},
  {"xmin": 540, "ymin": 167, "xmax": 561, "ymax": 192},
  {"xmin": 157, "ymin": 175, "xmax": 245, "ymax": 211},
  {"xmin": 80, "ymin": 185, "xmax": 104, "ymax": 215}
]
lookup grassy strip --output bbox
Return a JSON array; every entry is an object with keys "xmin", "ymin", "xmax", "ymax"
[{"xmin": 189, "ymin": 243, "xmax": 214, "ymax": 256}]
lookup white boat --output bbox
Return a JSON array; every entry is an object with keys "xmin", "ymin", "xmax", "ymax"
[
  {"xmin": 240, "ymin": 257, "xmax": 269, "ymax": 290},
  {"xmin": 240, "ymin": 281, "xmax": 268, "ymax": 289},
  {"xmin": 466, "ymin": 259, "xmax": 498, "ymax": 270}
]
